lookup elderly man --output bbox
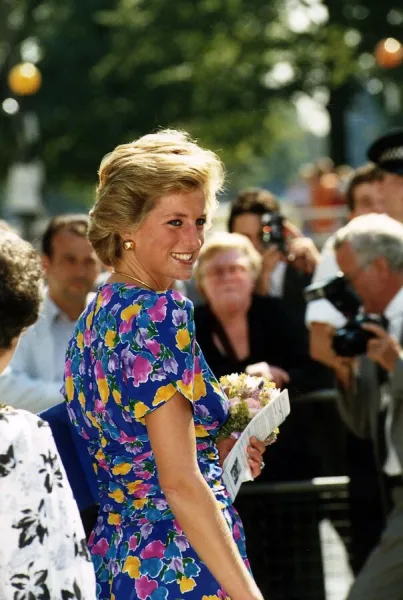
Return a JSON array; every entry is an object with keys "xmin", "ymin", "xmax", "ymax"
[
  {"xmin": 305, "ymin": 164, "xmax": 386, "ymax": 573},
  {"xmin": 327, "ymin": 214, "xmax": 403, "ymax": 599},
  {"xmin": 306, "ymin": 164, "xmax": 384, "ymax": 359},
  {"xmin": 308, "ymin": 127, "xmax": 403, "ymax": 364},
  {"xmin": 0, "ymin": 214, "xmax": 101, "ymax": 412}
]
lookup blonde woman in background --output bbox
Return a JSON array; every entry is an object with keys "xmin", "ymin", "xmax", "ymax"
[
  {"xmin": 193, "ymin": 232, "xmax": 322, "ymax": 391},
  {"xmin": 193, "ymin": 231, "xmax": 334, "ymax": 486}
]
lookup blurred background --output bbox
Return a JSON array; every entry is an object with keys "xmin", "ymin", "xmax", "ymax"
[
  {"xmin": 2, "ymin": 4, "xmax": 403, "ymax": 597},
  {"xmin": 0, "ymin": 0, "xmax": 402, "ymax": 238}
]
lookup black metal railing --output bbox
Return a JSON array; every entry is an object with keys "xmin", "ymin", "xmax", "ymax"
[
  {"xmin": 235, "ymin": 477, "xmax": 352, "ymax": 600},
  {"xmin": 297, "ymin": 389, "xmax": 339, "ymax": 403}
]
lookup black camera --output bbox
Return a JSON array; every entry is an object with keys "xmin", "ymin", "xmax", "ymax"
[
  {"xmin": 304, "ymin": 274, "xmax": 387, "ymax": 357},
  {"xmin": 332, "ymin": 313, "xmax": 388, "ymax": 357},
  {"xmin": 304, "ymin": 273, "xmax": 361, "ymax": 319},
  {"xmin": 261, "ymin": 212, "xmax": 287, "ymax": 253}
]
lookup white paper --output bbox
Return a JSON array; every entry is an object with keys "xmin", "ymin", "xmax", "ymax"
[{"xmin": 222, "ymin": 389, "xmax": 290, "ymax": 501}]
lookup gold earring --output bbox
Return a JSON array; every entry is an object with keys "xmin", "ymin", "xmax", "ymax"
[{"xmin": 123, "ymin": 240, "xmax": 134, "ymax": 250}]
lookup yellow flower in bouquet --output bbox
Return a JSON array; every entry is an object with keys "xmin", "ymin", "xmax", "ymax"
[{"xmin": 217, "ymin": 372, "xmax": 279, "ymax": 444}]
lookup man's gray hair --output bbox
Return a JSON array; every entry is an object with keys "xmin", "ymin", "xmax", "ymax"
[{"xmin": 334, "ymin": 213, "xmax": 403, "ymax": 273}]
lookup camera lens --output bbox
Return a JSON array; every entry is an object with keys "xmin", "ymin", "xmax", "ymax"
[{"xmin": 332, "ymin": 326, "xmax": 371, "ymax": 357}]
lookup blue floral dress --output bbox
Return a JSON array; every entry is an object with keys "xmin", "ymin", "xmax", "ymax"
[{"xmin": 63, "ymin": 284, "xmax": 249, "ymax": 600}]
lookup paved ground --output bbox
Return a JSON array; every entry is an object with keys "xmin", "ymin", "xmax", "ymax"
[{"xmin": 320, "ymin": 518, "xmax": 354, "ymax": 600}]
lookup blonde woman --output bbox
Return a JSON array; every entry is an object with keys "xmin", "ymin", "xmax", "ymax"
[
  {"xmin": 193, "ymin": 231, "xmax": 334, "ymax": 487},
  {"xmin": 63, "ymin": 130, "xmax": 265, "ymax": 600},
  {"xmin": 194, "ymin": 232, "xmax": 321, "ymax": 391}
]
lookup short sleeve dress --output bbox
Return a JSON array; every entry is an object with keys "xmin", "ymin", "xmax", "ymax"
[{"xmin": 63, "ymin": 284, "xmax": 250, "ymax": 600}]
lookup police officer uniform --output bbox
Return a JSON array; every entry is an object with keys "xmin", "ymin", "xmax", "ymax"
[{"xmin": 368, "ymin": 129, "xmax": 403, "ymax": 175}]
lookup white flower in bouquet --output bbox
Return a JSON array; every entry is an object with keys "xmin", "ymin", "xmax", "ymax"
[{"xmin": 217, "ymin": 372, "xmax": 280, "ymax": 444}]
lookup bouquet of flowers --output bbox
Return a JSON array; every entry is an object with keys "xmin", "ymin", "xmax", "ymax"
[{"xmin": 217, "ymin": 372, "xmax": 280, "ymax": 444}]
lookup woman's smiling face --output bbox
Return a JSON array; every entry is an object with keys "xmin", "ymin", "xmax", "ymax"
[{"xmin": 126, "ymin": 189, "xmax": 208, "ymax": 288}]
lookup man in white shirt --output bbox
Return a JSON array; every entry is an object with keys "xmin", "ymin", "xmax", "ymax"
[
  {"xmin": 0, "ymin": 214, "xmax": 101, "ymax": 413},
  {"xmin": 320, "ymin": 214, "xmax": 403, "ymax": 599}
]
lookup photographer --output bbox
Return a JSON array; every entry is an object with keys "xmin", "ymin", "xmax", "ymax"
[
  {"xmin": 229, "ymin": 188, "xmax": 320, "ymax": 327},
  {"xmin": 327, "ymin": 214, "xmax": 403, "ymax": 600},
  {"xmin": 306, "ymin": 163, "xmax": 384, "ymax": 368}
]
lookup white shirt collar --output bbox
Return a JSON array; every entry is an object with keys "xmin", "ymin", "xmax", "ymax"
[
  {"xmin": 42, "ymin": 291, "xmax": 61, "ymax": 321},
  {"xmin": 42, "ymin": 289, "xmax": 95, "ymax": 323}
]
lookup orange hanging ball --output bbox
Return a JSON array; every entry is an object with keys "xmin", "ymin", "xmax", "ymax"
[
  {"xmin": 7, "ymin": 62, "xmax": 42, "ymax": 96},
  {"xmin": 375, "ymin": 38, "xmax": 403, "ymax": 69}
]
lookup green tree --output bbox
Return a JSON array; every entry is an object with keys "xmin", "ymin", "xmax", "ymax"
[{"xmin": 1, "ymin": 0, "xmax": 403, "ymax": 187}]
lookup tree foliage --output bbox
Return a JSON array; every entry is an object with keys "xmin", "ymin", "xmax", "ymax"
[{"xmin": 0, "ymin": 0, "xmax": 402, "ymax": 186}]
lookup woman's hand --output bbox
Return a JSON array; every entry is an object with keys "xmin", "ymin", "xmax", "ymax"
[
  {"xmin": 247, "ymin": 436, "xmax": 266, "ymax": 479},
  {"xmin": 217, "ymin": 436, "xmax": 266, "ymax": 479}
]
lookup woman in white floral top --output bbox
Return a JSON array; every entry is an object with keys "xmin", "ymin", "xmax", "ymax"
[{"xmin": 0, "ymin": 228, "xmax": 96, "ymax": 599}]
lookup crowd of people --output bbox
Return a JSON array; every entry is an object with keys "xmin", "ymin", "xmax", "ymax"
[{"xmin": 1, "ymin": 126, "xmax": 403, "ymax": 599}]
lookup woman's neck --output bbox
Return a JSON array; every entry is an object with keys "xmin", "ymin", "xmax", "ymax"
[{"xmin": 113, "ymin": 258, "xmax": 169, "ymax": 292}]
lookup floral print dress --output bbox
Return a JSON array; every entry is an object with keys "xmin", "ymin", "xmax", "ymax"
[
  {"xmin": 64, "ymin": 284, "xmax": 249, "ymax": 600},
  {"xmin": 0, "ymin": 406, "xmax": 96, "ymax": 600}
]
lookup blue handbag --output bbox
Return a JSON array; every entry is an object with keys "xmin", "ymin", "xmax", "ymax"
[{"xmin": 39, "ymin": 402, "xmax": 98, "ymax": 511}]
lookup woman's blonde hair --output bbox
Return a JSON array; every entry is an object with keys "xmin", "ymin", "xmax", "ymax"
[
  {"xmin": 88, "ymin": 129, "xmax": 225, "ymax": 266},
  {"xmin": 194, "ymin": 231, "xmax": 262, "ymax": 293}
]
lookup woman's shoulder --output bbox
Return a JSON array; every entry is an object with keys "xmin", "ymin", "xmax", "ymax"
[
  {"xmin": 157, "ymin": 289, "xmax": 194, "ymax": 330},
  {"xmin": 92, "ymin": 284, "xmax": 193, "ymax": 314},
  {"xmin": 165, "ymin": 287, "xmax": 194, "ymax": 310},
  {"xmin": 86, "ymin": 285, "xmax": 195, "ymax": 338}
]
